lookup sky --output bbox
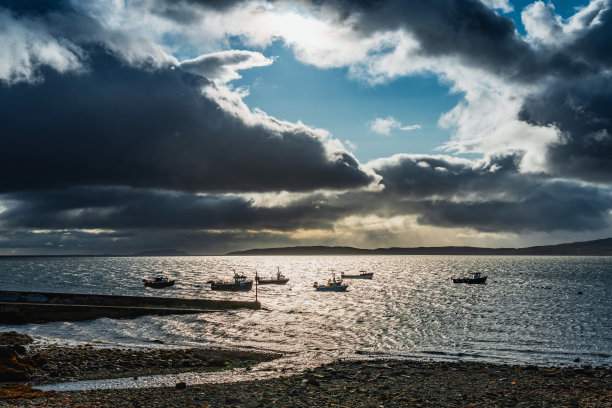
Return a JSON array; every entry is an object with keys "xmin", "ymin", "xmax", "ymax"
[{"xmin": 0, "ymin": 0, "xmax": 611, "ymax": 255}]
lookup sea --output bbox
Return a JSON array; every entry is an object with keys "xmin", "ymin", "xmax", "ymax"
[{"xmin": 1, "ymin": 255, "xmax": 611, "ymax": 389}]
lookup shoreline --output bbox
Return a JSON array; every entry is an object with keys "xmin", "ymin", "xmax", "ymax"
[
  {"xmin": 3, "ymin": 359, "xmax": 611, "ymax": 407},
  {"xmin": 1, "ymin": 332, "xmax": 611, "ymax": 407}
]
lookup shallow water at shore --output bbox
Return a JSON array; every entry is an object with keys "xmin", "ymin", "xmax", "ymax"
[
  {"xmin": 1, "ymin": 255, "xmax": 611, "ymax": 372},
  {"xmin": 36, "ymin": 350, "xmax": 330, "ymax": 392}
]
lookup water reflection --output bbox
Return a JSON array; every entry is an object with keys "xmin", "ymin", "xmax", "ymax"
[{"xmin": 1, "ymin": 255, "xmax": 611, "ymax": 370}]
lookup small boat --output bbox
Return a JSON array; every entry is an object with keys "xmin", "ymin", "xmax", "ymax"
[
  {"xmin": 210, "ymin": 272, "xmax": 253, "ymax": 291},
  {"xmin": 142, "ymin": 277, "xmax": 175, "ymax": 288},
  {"xmin": 452, "ymin": 272, "xmax": 487, "ymax": 284},
  {"xmin": 313, "ymin": 274, "xmax": 348, "ymax": 292},
  {"xmin": 341, "ymin": 270, "xmax": 374, "ymax": 279},
  {"xmin": 256, "ymin": 267, "xmax": 289, "ymax": 285}
]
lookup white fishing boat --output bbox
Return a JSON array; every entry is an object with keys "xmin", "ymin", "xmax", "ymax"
[
  {"xmin": 313, "ymin": 274, "xmax": 348, "ymax": 292},
  {"xmin": 452, "ymin": 272, "xmax": 487, "ymax": 284},
  {"xmin": 341, "ymin": 270, "xmax": 373, "ymax": 279},
  {"xmin": 210, "ymin": 272, "xmax": 253, "ymax": 291},
  {"xmin": 255, "ymin": 267, "xmax": 289, "ymax": 285}
]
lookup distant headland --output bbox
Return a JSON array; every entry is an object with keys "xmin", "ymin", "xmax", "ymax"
[
  {"xmin": 131, "ymin": 249, "xmax": 188, "ymax": 256},
  {"xmin": 226, "ymin": 237, "xmax": 612, "ymax": 256}
]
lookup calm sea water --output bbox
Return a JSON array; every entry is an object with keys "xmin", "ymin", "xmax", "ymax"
[{"xmin": 1, "ymin": 255, "xmax": 611, "ymax": 370}]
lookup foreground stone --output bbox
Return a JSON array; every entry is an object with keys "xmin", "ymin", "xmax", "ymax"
[
  {"xmin": 0, "ymin": 332, "xmax": 34, "ymax": 346},
  {"xmin": 1, "ymin": 359, "xmax": 610, "ymax": 407},
  {"xmin": 0, "ymin": 331, "xmax": 279, "ymax": 387},
  {"xmin": 0, "ymin": 333, "xmax": 46, "ymax": 382}
]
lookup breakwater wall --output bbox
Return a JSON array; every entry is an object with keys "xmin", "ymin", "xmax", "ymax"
[{"xmin": 0, "ymin": 290, "xmax": 260, "ymax": 324}]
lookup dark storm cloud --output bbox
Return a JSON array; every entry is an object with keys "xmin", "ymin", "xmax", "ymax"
[
  {"xmin": 568, "ymin": 2, "xmax": 612, "ymax": 69},
  {"xmin": 0, "ymin": 227, "xmax": 293, "ymax": 255},
  {"xmin": 0, "ymin": 48, "xmax": 373, "ymax": 194},
  {"xmin": 304, "ymin": 0, "xmax": 593, "ymax": 81},
  {"xmin": 520, "ymin": 75, "xmax": 612, "ymax": 183},
  {"xmin": 0, "ymin": 187, "xmax": 343, "ymax": 231},
  {"xmin": 413, "ymin": 183, "xmax": 611, "ymax": 233},
  {"xmin": 0, "ymin": 0, "xmax": 74, "ymax": 16},
  {"xmin": 516, "ymin": 4, "xmax": 612, "ymax": 183},
  {"xmin": 368, "ymin": 154, "xmax": 612, "ymax": 232},
  {"xmin": 370, "ymin": 153, "xmax": 525, "ymax": 198},
  {"xmin": 1, "ymin": 153, "xmax": 610, "ymax": 255},
  {"xmin": 2, "ymin": 0, "xmax": 611, "ymax": 254},
  {"xmin": 302, "ymin": 0, "xmax": 611, "ymax": 186},
  {"xmin": 2, "ymin": 153, "xmax": 609, "ymax": 241},
  {"xmin": 324, "ymin": 0, "xmax": 609, "ymax": 186}
]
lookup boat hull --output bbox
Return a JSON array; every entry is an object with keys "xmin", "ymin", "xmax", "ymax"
[
  {"xmin": 314, "ymin": 285, "xmax": 348, "ymax": 292},
  {"xmin": 452, "ymin": 276, "xmax": 487, "ymax": 284},
  {"xmin": 341, "ymin": 273, "xmax": 373, "ymax": 279},
  {"xmin": 256, "ymin": 278, "xmax": 289, "ymax": 285},
  {"xmin": 143, "ymin": 280, "xmax": 175, "ymax": 288},
  {"xmin": 210, "ymin": 281, "xmax": 253, "ymax": 291}
]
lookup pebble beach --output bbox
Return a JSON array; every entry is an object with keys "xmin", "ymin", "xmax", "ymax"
[{"xmin": 0, "ymin": 332, "xmax": 610, "ymax": 407}]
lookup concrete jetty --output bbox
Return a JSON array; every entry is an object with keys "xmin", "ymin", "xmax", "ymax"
[{"xmin": 0, "ymin": 290, "xmax": 260, "ymax": 324}]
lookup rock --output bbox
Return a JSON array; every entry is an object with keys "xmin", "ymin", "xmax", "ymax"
[
  {"xmin": 306, "ymin": 377, "xmax": 320, "ymax": 386},
  {"xmin": 225, "ymin": 397, "xmax": 241, "ymax": 405},
  {"xmin": 0, "ymin": 366, "xmax": 29, "ymax": 381},
  {"xmin": 0, "ymin": 345, "xmax": 46, "ymax": 382},
  {"xmin": 205, "ymin": 359, "xmax": 227, "ymax": 368},
  {"xmin": 0, "ymin": 332, "xmax": 34, "ymax": 346},
  {"xmin": 8, "ymin": 345, "xmax": 27, "ymax": 355},
  {"xmin": 175, "ymin": 381, "xmax": 186, "ymax": 390},
  {"xmin": 49, "ymin": 370, "xmax": 61, "ymax": 378},
  {"xmin": 0, "ymin": 346, "xmax": 18, "ymax": 359}
]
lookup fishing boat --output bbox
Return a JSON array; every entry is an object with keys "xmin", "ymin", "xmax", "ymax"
[
  {"xmin": 210, "ymin": 272, "xmax": 253, "ymax": 291},
  {"xmin": 142, "ymin": 277, "xmax": 175, "ymax": 288},
  {"xmin": 255, "ymin": 267, "xmax": 289, "ymax": 285},
  {"xmin": 313, "ymin": 274, "xmax": 348, "ymax": 292},
  {"xmin": 341, "ymin": 270, "xmax": 374, "ymax": 279},
  {"xmin": 452, "ymin": 272, "xmax": 487, "ymax": 284}
]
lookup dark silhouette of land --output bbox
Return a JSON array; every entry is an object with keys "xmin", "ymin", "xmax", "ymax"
[
  {"xmin": 226, "ymin": 237, "xmax": 612, "ymax": 256},
  {"xmin": 132, "ymin": 249, "xmax": 188, "ymax": 256}
]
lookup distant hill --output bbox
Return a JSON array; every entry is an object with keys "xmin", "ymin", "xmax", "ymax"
[
  {"xmin": 226, "ymin": 238, "xmax": 612, "ymax": 256},
  {"xmin": 132, "ymin": 249, "xmax": 188, "ymax": 256}
]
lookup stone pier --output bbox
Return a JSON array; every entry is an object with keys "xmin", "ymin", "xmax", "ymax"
[{"xmin": 0, "ymin": 290, "xmax": 260, "ymax": 324}]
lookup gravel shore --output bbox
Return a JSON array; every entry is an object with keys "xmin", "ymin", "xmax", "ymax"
[
  {"xmin": 0, "ymin": 332, "xmax": 610, "ymax": 407},
  {"xmin": 1, "ymin": 359, "xmax": 611, "ymax": 407},
  {"xmin": 25, "ymin": 344, "xmax": 280, "ymax": 385}
]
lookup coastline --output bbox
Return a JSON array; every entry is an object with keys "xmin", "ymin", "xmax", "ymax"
[
  {"xmin": 3, "ymin": 359, "xmax": 611, "ymax": 407},
  {"xmin": 1, "ymin": 333, "xmax": 610, "ymax": 407}
]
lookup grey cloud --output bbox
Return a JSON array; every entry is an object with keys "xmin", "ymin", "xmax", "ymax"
[
  {"xmin": 367, "ymin": 154, "xmax": 612, "ymax": 232},
  {"xmin": 0, "ymin": 187, "xmax": 342, "ymax": 232},
  {"xmin": 519, "ymin": 74, "xmax": 612, "ymax": 182},
  {"xmin": 0, "ymin": 228, "xmax": 293, "ymax": 255},
  {"xmin": 370, "ymin": 153, "xmax": 526, "ymax": 198},
  {"xmin": 414, "ymin": 183, "xmax": 612, "ymax": 233},
  {"xmin": 1, "ymin": 153, "xmax": 610, "ymax": 254},
  {"xmin": 0, "ymin": 48, "xmax": 374, "ymax": 194},
  {"xmin": 0, "ymin": 0, "xmax": 74, "ymax": 17},
  {"xmin": 2, "ymin": 0, "xmax": 611, "ymax": 254},
  {"xmin": 179, "ymin": 50, "xmax": 273, "ymax": 82},
  {"xmin": 317, "ymin": 0, "xmax": 606, "ymax": 82},
  {"xmin": 515, "ymin": 3, "xmax": 612, "ymax": 183},
  {"xmin": 306, "ymin": 0, "xmax": 553, "ymax": 81},
  {"xmin": 568, "ymin": 1, "xmax": 612, "ymax": 69}
]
